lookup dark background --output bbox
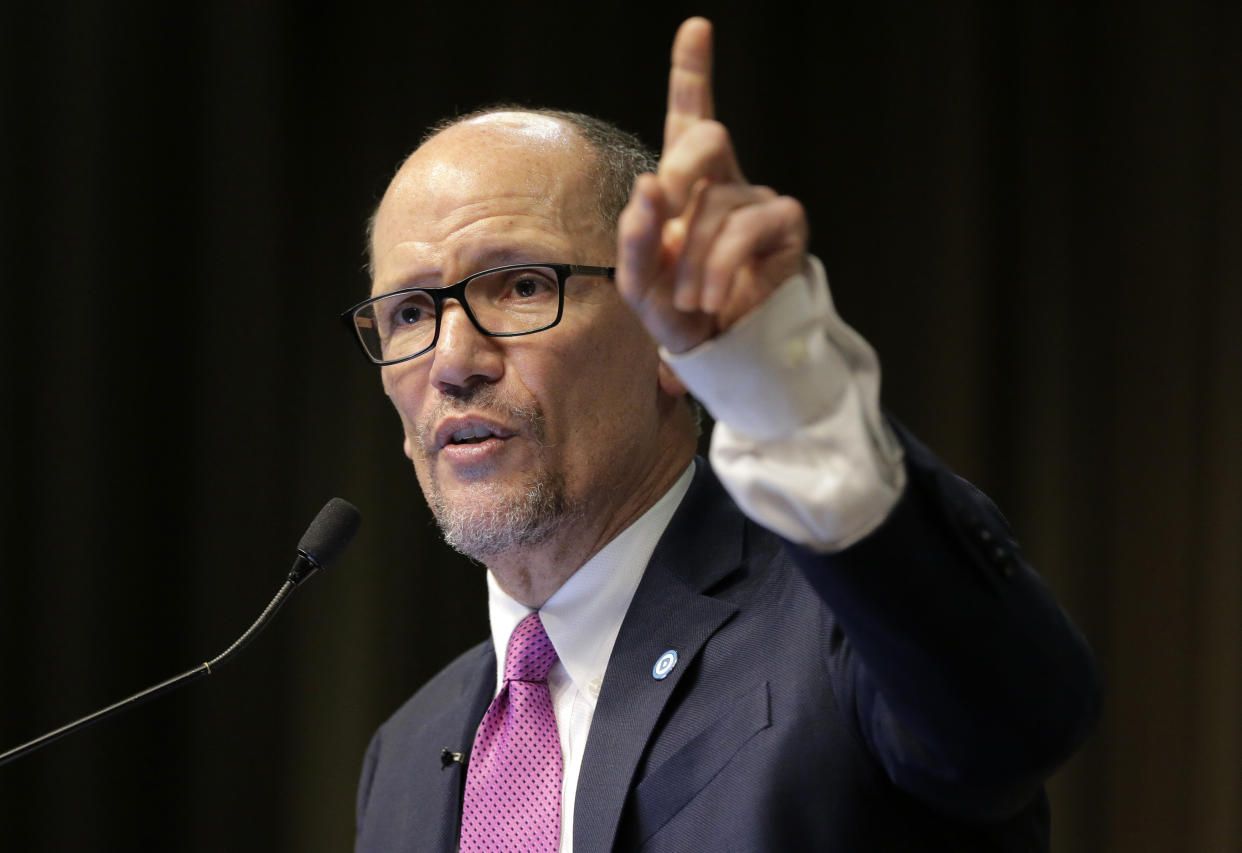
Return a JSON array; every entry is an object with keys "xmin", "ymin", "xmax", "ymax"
[{"xmin": 1, "ymin": 1, "xmax": 1238, "ymax": 850}]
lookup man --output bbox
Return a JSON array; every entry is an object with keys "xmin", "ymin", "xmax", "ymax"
[{"xmin": 350, "ymin": 17, "xmax": 1098, "ymax": 852}]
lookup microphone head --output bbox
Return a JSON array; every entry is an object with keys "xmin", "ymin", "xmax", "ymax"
[{"xmin": 297, "ymin": 498, "xmax": 362, "ymax": 570}]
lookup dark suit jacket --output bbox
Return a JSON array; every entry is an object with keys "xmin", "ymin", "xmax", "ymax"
[{"xmin": 356, "ymin": 425, "xmax": 1099, "ymax": 851}]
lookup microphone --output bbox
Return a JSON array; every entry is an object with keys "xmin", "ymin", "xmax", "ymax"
[
  {"xmin": 290, "ymin": 497, "xmax": 364, "ymax": 584},
  {"xmin": 0, "ymin": 498, "xmax": 362, "ymax": 769}
]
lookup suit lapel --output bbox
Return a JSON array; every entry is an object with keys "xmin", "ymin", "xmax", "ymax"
[
  {"xmin": 410, "ymin": 644, "xmax": 496, "ymax": 853},
  {"xmin": 573, "ymin": 460, "xmax": 746, "ymax": 853}
]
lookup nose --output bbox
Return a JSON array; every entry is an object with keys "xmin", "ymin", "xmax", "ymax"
[{"xmin": 427, "ymin": 300, "xmax": 503, "ymax": 396}]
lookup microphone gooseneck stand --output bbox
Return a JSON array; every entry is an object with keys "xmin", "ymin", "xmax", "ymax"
[{"xmin": 0, "ymin": 497, "xmax": 361, "ymax": 769}]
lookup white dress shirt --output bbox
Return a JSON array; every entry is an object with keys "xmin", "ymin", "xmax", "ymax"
[
  {"xmin": 484, "ymin": 256, "xmax": 905, "ymax": 851},
  {"xmin": 485, "ymin": 465, "xmax": 694, "ymax": 853}
]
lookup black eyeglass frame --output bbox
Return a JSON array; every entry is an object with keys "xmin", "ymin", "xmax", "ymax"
[{"xmin": 340, "ymin": 263, "xmax": 616, "ymax": 366}]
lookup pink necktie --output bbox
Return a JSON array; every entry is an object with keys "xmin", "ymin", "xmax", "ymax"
[{"xmin": 460, "ymin": 611, "xmax": 563, "ymax": 851}]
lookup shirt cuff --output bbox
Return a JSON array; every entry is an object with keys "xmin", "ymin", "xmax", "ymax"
[{"xmin": 660, "ymin": 256, "xmax": 906, "ymax": 552}]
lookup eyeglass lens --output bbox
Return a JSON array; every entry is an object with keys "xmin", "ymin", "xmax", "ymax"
[{"xmin": 353, "ymin": 265, "xmax": 562, "ymax": 363}]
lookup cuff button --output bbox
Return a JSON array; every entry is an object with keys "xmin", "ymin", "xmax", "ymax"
[{"xmin": 781, "ymin": 337, "xmax": 808, "ymax": 368}]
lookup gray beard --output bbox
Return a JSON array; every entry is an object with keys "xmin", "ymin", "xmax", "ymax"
[
  {"xmin": 428, "ymin": 468, "xmax": 578, "ymax": 559},
  {"xmin": 416, "ymin": 387, "xmax": 579, "ymax": 560}
]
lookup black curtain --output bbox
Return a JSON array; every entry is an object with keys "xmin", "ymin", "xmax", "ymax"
[{"xmin": 1, "ymin": 2, "xmax": 1237, "ymax": 850}]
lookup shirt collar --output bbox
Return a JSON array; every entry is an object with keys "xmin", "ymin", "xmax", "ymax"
[{"xmin": 486, "ymin": 463, "xmax": 695, "ymax": 695}]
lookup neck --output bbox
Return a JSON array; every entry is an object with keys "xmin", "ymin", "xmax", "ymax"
[{"xmin": 485, "ymin": 445, "xmax": 694, "ymax": 608}]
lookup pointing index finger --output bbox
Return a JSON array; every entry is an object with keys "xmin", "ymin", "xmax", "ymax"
[{"xmin": 664, "ymin": 17, "xmax": 715, "ymax": 151}]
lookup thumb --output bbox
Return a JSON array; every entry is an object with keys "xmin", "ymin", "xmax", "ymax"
[{"xmin": 616, "ymin": 174, "xmax": 671, "ymax": 307}]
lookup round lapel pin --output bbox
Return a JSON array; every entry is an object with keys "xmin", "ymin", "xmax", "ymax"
[{"xmin": 652, "ymin": 649, "xmax": 678, "ymax": 680}]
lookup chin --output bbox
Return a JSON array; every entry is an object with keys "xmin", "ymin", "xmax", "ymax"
[{"xmin": 429, "ymin": 470, "xmax": 579, "ymax": 560}]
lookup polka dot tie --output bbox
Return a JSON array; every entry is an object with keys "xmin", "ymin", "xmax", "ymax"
[{"xmin": 460, "ymin": 611, "xmax": 562, "ymax": 851}]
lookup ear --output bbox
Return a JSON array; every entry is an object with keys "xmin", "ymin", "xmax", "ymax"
[
  {"xmin": 658, "ymin": 360, "xmax": 688, "ymax": 398},
  {"xmin": 403, "ymin": 435, "xmax": 414, "ymax": 461}
]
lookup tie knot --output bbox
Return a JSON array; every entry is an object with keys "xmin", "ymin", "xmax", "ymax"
[{"xmin": 504, "ymin": 612, "xmax": 557, "ymax": 683}]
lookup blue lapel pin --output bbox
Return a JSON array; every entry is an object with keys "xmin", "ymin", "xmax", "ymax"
[{"xmin": 652, "ymin": 649, "xmax": 678, "ymax": 680}]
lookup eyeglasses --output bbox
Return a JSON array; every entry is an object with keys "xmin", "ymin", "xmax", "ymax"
[{"xmin": 340, "ymin": 263, "xmax": 616, "ymax": 366}]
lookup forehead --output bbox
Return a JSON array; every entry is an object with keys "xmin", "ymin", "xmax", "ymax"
[{"xmin": 371, "ymin": 114, "xmax": 606, "ymax": 284}]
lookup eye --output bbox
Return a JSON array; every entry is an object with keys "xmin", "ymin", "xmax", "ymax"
[
  {"xmin": 503, "ymin": 269, "xmax": 557, "ymax": 302},
  {"xmin": 514, "ymin": 277, "xmax": 542, "ymax": 298},
  {"xmin": 386, "ymin": 292, "xmax": 436, "ymax": 327}
]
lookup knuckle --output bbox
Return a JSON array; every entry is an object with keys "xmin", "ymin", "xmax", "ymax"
[
  {"xmin": 696, "ymin": 119, "xmax": 733, "ymax": 150},
  {"xmin": 704, "ymin": 244, "xmax": 742, "ymax": 281},
  {"xmin": 775, "ymin": 195, "xmax": 806, "ymax": 219}
]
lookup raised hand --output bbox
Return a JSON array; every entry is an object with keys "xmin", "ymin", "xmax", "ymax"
[{"xmin": 617, "ymin": 17, "xmax": 809, "ymax": 354}]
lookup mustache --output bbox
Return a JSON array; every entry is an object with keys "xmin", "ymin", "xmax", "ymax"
[{"xmin": 414, "ymin": 384, "xmax": 548, "ymax": 452}]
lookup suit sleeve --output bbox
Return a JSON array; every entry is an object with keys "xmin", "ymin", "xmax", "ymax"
[
  {"xmin": 794, "ymin": 422, "xmax": 1099, "ymax": 819},
  {"xmin": 662, "ymin": 261, "xmax": 1100, "ymax": 820}
]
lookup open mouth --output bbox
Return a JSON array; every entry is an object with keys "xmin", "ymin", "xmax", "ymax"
[
  {"xmin": 434, "ymin": 417, "xmax": 516, "ymax": 452},
  {"xmin": 448, "ymin": 425, "xmax": 502, "ymax": 445}
]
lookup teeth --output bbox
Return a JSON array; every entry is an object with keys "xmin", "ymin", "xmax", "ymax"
[{"xmin": 450, "ymin": 424, "xmax": 496, "ymax": 444}]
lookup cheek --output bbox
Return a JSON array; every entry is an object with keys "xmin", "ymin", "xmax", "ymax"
[
  {"xmin": 533, "ymin": 328, "xmax": 662, "ymax": 448},
  {"xmin": 382, "ymin": 366, "xmax": 430, "ymax": 448}
]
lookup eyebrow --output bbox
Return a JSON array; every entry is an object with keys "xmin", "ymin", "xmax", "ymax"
[
  {"xmin": 464, "ymin": 245, "xmax": 553, "ymax": 270},
  {"xmin": 377, "ymin": 245, "xmax": 562, "ymax": 294}
]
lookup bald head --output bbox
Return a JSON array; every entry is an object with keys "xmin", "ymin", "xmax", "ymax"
[
  {"xmin": 367, "ymin": 107, "xmax": 657, "ymax": 275},
  {"xmin": 370, "ymin": 113, "xmax": 614, "ymax": 290}
]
